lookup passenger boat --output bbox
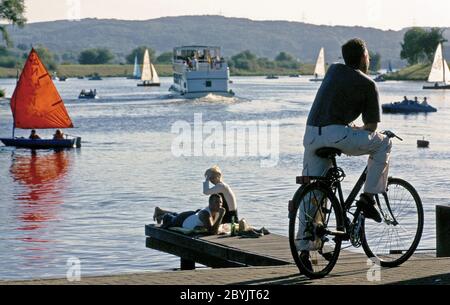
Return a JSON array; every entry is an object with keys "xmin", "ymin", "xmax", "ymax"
[
  {"xmin": 0, "ymin": 49, "xmax": 81, "ymax": 149},
  {"xmin": 169, "ymin": 46, "xmax": 234, "ymax": 98}
]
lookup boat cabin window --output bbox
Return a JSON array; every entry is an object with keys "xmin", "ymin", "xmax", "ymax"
[{"xmin": 205, "ymin": 80, "xmax": 212, "ymax": 87}]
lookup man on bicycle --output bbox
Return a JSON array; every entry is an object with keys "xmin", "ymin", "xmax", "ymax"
[{"xmin": 302, "ymin": 38, "xmax": 392, "ymax": 226}]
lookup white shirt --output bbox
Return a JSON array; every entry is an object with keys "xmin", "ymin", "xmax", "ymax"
[
  {"xmin": 182, "ymin": 207, "xmax": 210, "ymax": 229},
  {"xmin": 203, "ymin": 180, "xmax": 237, "ymax": 211}
]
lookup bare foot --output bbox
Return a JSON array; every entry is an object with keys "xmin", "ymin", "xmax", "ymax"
[{"xmin": 153, "ymin": 207, "xmax": 163, "ymax": 223}]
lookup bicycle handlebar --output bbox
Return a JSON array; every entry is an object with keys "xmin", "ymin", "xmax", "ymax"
[{"xmin": 382, "ymin": 130, "xmax": 403, "ymax": 141}]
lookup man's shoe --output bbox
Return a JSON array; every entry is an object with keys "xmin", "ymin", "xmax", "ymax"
[
  {"xmin": 356, "ymin": 194, "xmax": 382, "ymax": 223},
  {"xmin": 319, "ymin": 251, "xmax": 334, "ymax": 262},
  {"xmin": 300, "ymin": 250, "xmax": 313, "ymax": 272}
]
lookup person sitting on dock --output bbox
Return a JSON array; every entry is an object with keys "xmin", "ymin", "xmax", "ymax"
[
  {"xmin": 53, "ymin": 129, "xmax": 64, "ymax": 140},
  {"xmin": 29, "ymin": 129, "xmax": 41, "ymax": 140},
  {"xmin": 203, "ymin": 165, "xmax": 238, "ymax": 224},
  {"xmin": 153, "ymin": 194, "xmax": 225, "ymax": 235}
]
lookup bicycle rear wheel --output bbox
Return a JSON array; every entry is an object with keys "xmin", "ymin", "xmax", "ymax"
[
  {"xmin": 289, "ymin": 182, "xmax": 344, "ymax": 279},
  {"xmin": 361, "ymin": 178, "xmax": 424, "ymax": 267}
]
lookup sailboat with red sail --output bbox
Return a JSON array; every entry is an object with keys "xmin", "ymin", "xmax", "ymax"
[{"xmin": 0, "ymin": 49, "xmax": 81, "ymax": 149}]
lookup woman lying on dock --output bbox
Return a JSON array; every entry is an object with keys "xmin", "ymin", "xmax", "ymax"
[
  {"xmin": 203, "ymin": 166, "xmax": 238, "ymax": 224},
  {"xmin": 153, "ymin": 194, "xmax": 225, "ymax": 235}
]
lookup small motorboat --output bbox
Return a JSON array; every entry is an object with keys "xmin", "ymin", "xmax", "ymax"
[
  {"xmin": 289, "ymin": 74, "xmax": 300, "ymax": 78},
  {"xmin": 374, "ymin": 74, "xmax": 386, "ymax": 82},
  {"xmin": 88, "ymin": 73, "xmax": 102, "ymax": 80},
  {"xmin": 266, "ymin": 74, "xmax": 279, "ymax": 79},
  {"xmin": 382, "ymin": 100, "xmax": 437, "ymax": 114},
  {"xmin": 417, "ymin": 138, "xmax": 430, "ymax": 148},
  {"xmin": 59, "ymin": 76, "xmax": 68, "ymax": 81},
  {"xmin": 79, "ymin": 89, "xmax": 98, "ymax": 99}
]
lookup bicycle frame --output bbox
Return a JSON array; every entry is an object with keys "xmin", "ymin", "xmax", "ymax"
[{"xmin": 328, "ymin": 161, "xmax": 399, "ymax": 230}]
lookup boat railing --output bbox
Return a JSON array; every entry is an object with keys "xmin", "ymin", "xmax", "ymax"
[{"xmin": 174, "ymin": 60, "xmax": 227, "ymax": 73}]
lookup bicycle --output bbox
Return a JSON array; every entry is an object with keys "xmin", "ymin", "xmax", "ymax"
[{"xmin": 288, "ymin": 130, "xmax": 424, "ymax": 279}]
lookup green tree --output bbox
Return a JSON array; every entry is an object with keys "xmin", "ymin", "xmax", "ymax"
[
  {"xmin": 35, "ymin": 46, "xmax": 57, "ymax": 71},
  {"xmin": 369, "ymin": 51, "xmax": 381, "ymax": 72},
  {"xmin": 275, "ymin": 51, "xmax": 295, "ymax": 62},
  {"xmin": 0, "ymin": 45, "xmax": 16, "ymax": 67},
  {"xmin": 230, "ymin": 50, "xmax": 258, "ymax": 71},
  {"xmin": 400, "ymin": 27, "xmax": 446, "ymax": 65},
  {"xmin": 16, "ymin": 42, "xmax": 28, "ymax": 50},
  {"xmin": 78, "ymin": 49, "xmax": 97, "ymax": 64},
  {"xmin": 78, "ymin": 48, "xmax": 114, "ymax": 64},
  {"xmin": 0, "ymin": 0, "xmax": 26, "ymax": 46},
  {"xmin": 95, "ymin": 48, "xmax": 114, "ymax": 64},
  {"xmin": 126, "ymin": 46, "xmax": 155, "ymax": 64},
  {"xmin": 422, "ymin": 28, "xmax": 447, "ymax": 62},
  {"xmin": 156, "ymin": 51, "xmax": 173, "ymax": 64}
]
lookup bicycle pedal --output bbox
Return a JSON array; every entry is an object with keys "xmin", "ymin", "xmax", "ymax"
[{"xmin": 327, "ymin": 230, "xmax": 346, "ymax": 236}]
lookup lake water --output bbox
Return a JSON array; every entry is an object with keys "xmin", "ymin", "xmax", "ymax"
[{"xmin": 1, "ymin": 76, "xmax": 449, "ymax": 280}]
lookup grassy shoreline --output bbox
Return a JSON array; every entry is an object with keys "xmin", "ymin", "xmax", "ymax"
[
  {"xmin": 1, "ymin": 63, "xmax": 433, "ymax": 80},
  {"xmin": 0, "ymin": 63, "xmax": 315, "ymax": 78},
  {"xmin": 384, "ymin": 64, "xmax": 432, "ymax": 81}
]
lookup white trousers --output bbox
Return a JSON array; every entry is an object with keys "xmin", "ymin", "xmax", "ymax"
[
  {"xmin": 302, "ymin": 125, "xmax": 392, "ymax": 194},
  {"xmin": 297, "ymin": 125, "xmax": 392, "ymax": 251}
]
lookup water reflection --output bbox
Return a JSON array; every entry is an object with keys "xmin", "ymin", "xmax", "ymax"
[{"xmin": 10, "ymin": 150, "xmax": 72, "ymax": 234}]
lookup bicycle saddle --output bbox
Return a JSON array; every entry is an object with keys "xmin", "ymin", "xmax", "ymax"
[{"xmin": 315, "ymin": 147, "xmax": 342, "ymax": 159}]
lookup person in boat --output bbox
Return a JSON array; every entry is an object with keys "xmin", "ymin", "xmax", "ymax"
[
  {"xmin": 153, "ymin": 194, "xmax": 225, "ymax": 234},
  {"xmin": 203, "ymin": 165, "xmax": 238, "ymax": 224},
  {"xmin": 29, "ymin": 129, "xmax": 41, "ymax": 140},
  {"xmin": 403, "ymin": 96, "xmax": 408, "ymax": 103},
  {"xmin": 53, "ymin": 129, "xmax": 64, "ymax": 140},
  {"xmin": 414, "ymin": 96, "xmax": 419, "ymax": 104},
  {"xmin": 421, "ymin": 97, "xmax": 428, "ymax": 106}
]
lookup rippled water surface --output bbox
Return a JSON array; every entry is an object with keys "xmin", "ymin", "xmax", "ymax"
[{"xmin": 0, "ymin": 77, "xmax": 449, "ymax": 280}]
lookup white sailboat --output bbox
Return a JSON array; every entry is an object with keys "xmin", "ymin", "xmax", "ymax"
[
  {"xmin": 133, "ymin": 55, "xmax": 141, "ymax": 79},
  {"xmin": 138, "ymin": 49, "xmax": 160, "ymax": 87},
  {"xmin": 310, "ymin": 47, "xmax": 326, "ymax": 82},
  {"xmin": 423, "ymin": 43, "xmax": 450, "ymax": 89}
]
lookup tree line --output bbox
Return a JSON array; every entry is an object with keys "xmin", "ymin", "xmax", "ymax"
[{"xmin": 0, "ymin": 2, "xmax": 446, "ymax": 74}]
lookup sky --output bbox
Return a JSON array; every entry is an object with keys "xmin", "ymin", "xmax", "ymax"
[{"xmin": 24, "ymin": 0, "xmax": 450, "ymax": 30}]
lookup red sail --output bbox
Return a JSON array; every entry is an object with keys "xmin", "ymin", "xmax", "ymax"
[{"xmin": 11, "ymin": 49, "xmax": 73, "ymax": 129}]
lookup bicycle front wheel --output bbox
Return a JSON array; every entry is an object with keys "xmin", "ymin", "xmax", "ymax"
[
  {"xmin": 361, "ymin": 178, "xmax": 424, "ymax": 267},
  {"xmin": 289, "ymin": 182, "xmax": 344, "ymax": 279}
]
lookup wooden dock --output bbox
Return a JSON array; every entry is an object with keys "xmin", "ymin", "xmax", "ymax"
[
  {"xmin": 2, "ymin": 224, "xmax": 449, "ymax": 285},
  {"xmin": 145, "ymin": 224, "xmax": 292, "ymax": 269}
]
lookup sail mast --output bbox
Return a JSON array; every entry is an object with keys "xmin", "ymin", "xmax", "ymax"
[{"xmin": 442, "ymin": 43, "xmax": 446, "ymax": 83}]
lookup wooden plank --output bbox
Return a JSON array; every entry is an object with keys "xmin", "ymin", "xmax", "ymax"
[
  {"xmin": 146, "ymin": 238, "xmax": 244, "ymax": 269},
  {"xmin": 145, "ymin": 225, "xmax": 291, "ymax": 267}
]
